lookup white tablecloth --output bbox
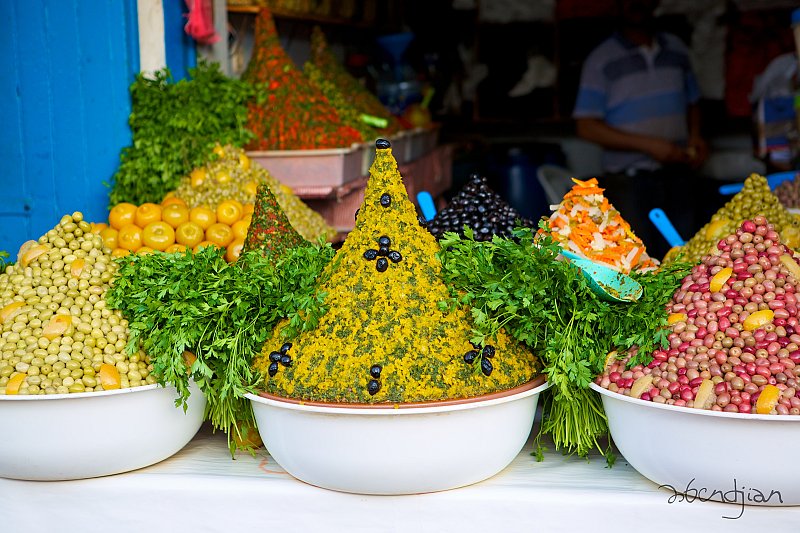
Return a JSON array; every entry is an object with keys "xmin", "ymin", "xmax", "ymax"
[{"xmin": 2, "ymin": 420, "xmax": 798, "ymax": 533}]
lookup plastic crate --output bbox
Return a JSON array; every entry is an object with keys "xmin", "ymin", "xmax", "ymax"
[{"xmin": 247, "ymin": 144, "xmax": 365, "ymax": 188}]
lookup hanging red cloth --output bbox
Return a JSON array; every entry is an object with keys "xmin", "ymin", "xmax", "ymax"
[{"xmin": 184, "ymin": 0, "xmax": 219, "ymax": 45}]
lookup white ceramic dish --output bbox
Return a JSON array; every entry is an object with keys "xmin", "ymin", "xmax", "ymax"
[
  {"xmin": 591, "ymin": 382, "xmax": 800, "ymax": 506},
  {"xmin": 0, "ymin": 382, "xmax": 206, "ymax": 481},
  {"xmin": 246, "ymin": 376, "xmax": 549, "ymax": 495}
]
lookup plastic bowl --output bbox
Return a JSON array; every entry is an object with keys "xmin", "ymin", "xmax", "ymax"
[
  {"xmin": 591, "ymin": 382, "xmax": 800, "ymax": 505},
  {"xmin": 246, "ymin": 376, "xmax": 548, "ymax": 495},
  {"xmin": 0, "ymin": 382, "xmax": 206, "ymax": 480}
]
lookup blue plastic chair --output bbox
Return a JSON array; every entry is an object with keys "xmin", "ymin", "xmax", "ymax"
[
  {"xmin": 718, "ymin": 171, "xmax": 797, "ymax": 195},
  {"xmin": 649, "ymin": 208, "xmax": 686, "ymax": 248},
  {"xmin": 416, "ymin": 191, "xmax": 437, "ymax": 221}
]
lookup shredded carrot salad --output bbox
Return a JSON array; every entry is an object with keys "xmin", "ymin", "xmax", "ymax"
[{"xmin": 543, "ymin": 178, "xmax": 659, "ymax": 273}]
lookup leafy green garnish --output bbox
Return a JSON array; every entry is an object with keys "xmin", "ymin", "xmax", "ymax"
[
  {"xmin": 438, "ymin": 223, "xmax": 692, "ymax": 459},
  {"xmin": 106, "ymin": 243, "xmax": 335, "ymax": 455},
  {"xmin": 108, "ymin": 60, "xmax": 256, "ymax": 206}
]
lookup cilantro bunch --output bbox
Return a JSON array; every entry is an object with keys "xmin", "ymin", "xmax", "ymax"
[
  {"xmin": 109, "ymin": 60, "xmax": 256, "ymax": 206},
  {"xmin": 438, "ymin": 224, "xmax": 692, "ymax": 460},
  {"xmin": 106, "ymin": 244, "xmax": 334, "ymax": 454}
]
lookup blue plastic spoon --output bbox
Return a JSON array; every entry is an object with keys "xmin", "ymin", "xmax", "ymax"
[
  {"xmin": 559, "ymin": 249, "xmax": 643, "ymax": 303},
  {"xmin": 416, "ymin": 190, "xmax": 437, "ymax": 221},
  {"xmin": 649, "ymin": 208, "xmax": 685, "ymax": 248}
]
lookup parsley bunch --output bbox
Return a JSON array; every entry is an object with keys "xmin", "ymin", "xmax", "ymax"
[
  {"xmin": 109, "ymin": 60, "xmax": 256, "ymax": 206},
  {"xmin": 106, "ymin": 244, "xmax": 335, "ymax": 454},
  {"xmin": 438, "ymin": 224, "xmax": 692, "ymax": 460}
]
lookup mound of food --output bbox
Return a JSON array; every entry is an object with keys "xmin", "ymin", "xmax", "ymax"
[{"xmin": 254, "ymin": 141, "xmax": 540, "ymax": 403}]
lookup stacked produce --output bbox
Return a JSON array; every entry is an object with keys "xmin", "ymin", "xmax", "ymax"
[
  {"xmin": 256, "ymin": 140, "xmax": 540, "ymax": 403},
  {"xmin": 669, "ymin": 174, "xmax": 800, "ymax": 265},
  {"xmin": 110, "ymin": 61, "xmax": 254, "ymax": 206},
  {"xmin": 545, "ymin": 178, "xmax": 659, "ymax": 273},
  {"xmin": 102, "ymin": 195, "xmax": 251, "ymax": 263},
  {"xmin": 597, "ymin": 216, "xmax": 800, "ymax": 415},
  {"xmin": 242, "ymin": 183, "xmax": 305, "ymax": 257},
  {"xmin": 241, "ymin": 8, "xmax": 363, "ymax": 150},
  {"xmin": 171, "ymin": 145, "xmax": 335, "ymax": 242},
  {"xmin": 774, "ymin": 174, "xmax": 800, "ymax": 209},
  {"xmin": 0, "ymin": 212, "xmax": 153, "ymax": 395},
  {"xmin": 305, "ymin": 26, "xmax": 403, "ymax": 138},
  {"xmin": 426, "ymin": 174, "xmax": 534, "ymax": 242}
]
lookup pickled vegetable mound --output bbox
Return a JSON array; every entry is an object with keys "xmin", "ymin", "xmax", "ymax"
[
  {"xmin": 597, "ymin": 216, "xmax": 800, "ymax": 415},
  {"xmin": 171, "ymin": 144, "xmax": 335, "ymax": 242},
  {"xmin": 668, "ymin": 174, "xmax": 800, "ymax": 265},
  {"xmin": 0, "ymin": 213, "xmax": 154, "ymax": 395},
  {"xmin": 255, "ymin": 144, "xmax": 540, "ymax": 403},
  {"xmin": 426, "ymin": 174, "xmax": 534, "ymax": 242},
  {"xmin": 546, "ymin": 178, "xmax": 659, "ymax": 273},
  {"xmin": 242, "ymin": 182, "xmax": 305, "ymax": 258}
]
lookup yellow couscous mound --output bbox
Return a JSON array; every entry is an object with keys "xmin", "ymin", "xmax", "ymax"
[{"xmin": 255, "ymin": 141, "xmax": 540, "ymax": 403}]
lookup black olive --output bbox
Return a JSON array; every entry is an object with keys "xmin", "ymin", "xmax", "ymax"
[
  {"xmin": 377, "ymin": 246, "xmax": 389, "ymax": 256},
  {"xmin": 354, "ymin": 208, "xmax": 359, "ymax": 221},
  {"xmin": 370, "ymin": 364, "xmax": 382, "ymax": 378},
  {"xmin": 388, "ymin": 250, "xmax": 402, "ymax": 263},
  {"xmin": 280, "ymin": 342, "xmax": 292, "ymax": 354},
  {"xmin": 418, "ymin": 215, "xmax": 428, "ymax": 227},
  {"xmin": 367, "ymin": 379, "xmax": 381, "ymax": 395},
  {"xmin": 378, "ymin": 236, "xmax": 391, "ymax": 247},
  {"xmin": 380, "ymin": 193, "xmax": 392, "ymax": 207},
  {"xmin": 463, "ymin": 350, "xmax": 478, "ymax": 364},
  {"xmin": 269, "ymin": 351, "xmax": 282, "ymax": 362},
  {"xmin": 280, "ymin": 354, "xmax": 292, "ymax": 367},
  {"xmin": 376, "ymin": 139, "xmax": 391, "ymax": 149},
  {"xmin": 481, "ymin": 357, "xmax": 493, "ymax": 376},
  {"xmin": 376, "ymin": 258, "xmax": 388, "ymax": 272},
  {"xmin": 482, "ymin": 345, "xmax": 495, "ymax": 358},
  {"xmin": 364, "ymin": 249, "xmax": 378, "ymax": 260},
  {"xmin": 268, "ymin": 362, "xmax": 279, "ymax": 377}
]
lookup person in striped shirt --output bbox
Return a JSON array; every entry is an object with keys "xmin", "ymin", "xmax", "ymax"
[{"xmin": 572, "ymin": 0, "xmax": 710, "ymax": 259}]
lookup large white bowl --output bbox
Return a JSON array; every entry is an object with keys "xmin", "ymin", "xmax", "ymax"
[
  {"xmin": 591, "ymin": 382, "xmax": 800, "ymax": 506},
  {"xmin": 245, "ymin": 376, "xmax": 549, "ymax": 495},
  {"xmin": 0, "ymin": 382, "xmax": 206, "ymax": 480}
]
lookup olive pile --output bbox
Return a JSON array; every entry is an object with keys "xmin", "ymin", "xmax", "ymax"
[
  {"xmin": 672, "ymin": 174, "xmax": 800, "ymax": 264},
  {"xmin": 426, "ymin": 174, "xmax": 534, "ymax": 241},
  {"xmin": 172, "ymin": 145, "xmax": 335, "ymax": 242},
  {"xmin": 774, "ymin": 176, "xmax": 800, "ymax": 209},
  {"xmin": 0, "ymin": 212, "xmax": 154, "ymax": 395}
]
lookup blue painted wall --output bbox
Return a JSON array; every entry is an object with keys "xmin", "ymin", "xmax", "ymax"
[{"xmin": 0, "ymin": 1, "xmax": 197, "ymax": 258}]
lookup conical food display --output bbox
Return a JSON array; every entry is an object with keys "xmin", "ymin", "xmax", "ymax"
[
  {"xmin": 255, "ymin": 140, "xmax": 540, "ymax": 403},
  {"xmin": 171, "ymin": 145, "xmax": 335, "ymax": 242},
  {"xmin": 426, "ymin": 174, "xmax": 534, "ymax": 241},
  {"xmin": 668, "ymin": 174, "xmax": 800, "ymax": 264},
  {"xmin": 241, "ymin": 9, "xmax": 362, "ymax": 150},
  {"xmin": 242, "ymin": 183, "xmax": 306, "ymax": 257},
  {"xmin": 545, "ymin": 178, "xmax": 659, "ymax": 273}
]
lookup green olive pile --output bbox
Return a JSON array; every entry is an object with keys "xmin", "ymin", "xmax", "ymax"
[
  {"xmin": 774, "ymin": 176, "xmax": 800, "ymax": 209},
  {"xmin": 171, "ymin": 145, "xmax": 335, "ymax": 242},
  {"xmin": 0, "ymin": 212, "xmax": 155, "ymax": 395},
  {"xmin": 667, "ymin": 174, "xmax": 800, "ymax": 265}
]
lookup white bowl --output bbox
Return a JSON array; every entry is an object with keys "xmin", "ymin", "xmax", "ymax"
[
  {"xmin": 0, "ymin": 382, "xmax": 206, "ymax": 480},
  {"xmin": 590, "ymin": 382, "xmax": 800, "ymax": 506},
  {"xmin": 245, "ymin": 376, "xmax": 549, "ymax": 495}
]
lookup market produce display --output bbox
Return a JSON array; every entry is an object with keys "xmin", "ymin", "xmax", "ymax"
[
  {"xmin": 0, "ymin": 212, "xmax": 154, "ymax": 395},
  {"xmin": 438, "ymin": 221, "xmax": 692, "ymax": 459},
  {"xmin": 425, "ymin": 174, "xmax": 534, "ymax": 242},
  {"xmin": 774, "ymin": 174, "xmax": 800, "ymax": 209},
  {"xmin": 597, "ymin": 216, "xmax": 800, "ymax": 415},
  {"xmin": 241, "ymin": 8, "xmax": 363, "ymax": 151},
  {"xmin": 108, "ymin": 185, "xmax": 335, "ymax": 451},
  {"xmin": 668, "ymin": 174, "xmax": 800, "ymax": 265},
  {"xmin": 109, "ymin": 61, "xmax": 255, "ymax": 206},
  {"xmin": 255, "ymin": 141, "xmax": 541, "ymax": 403},
  {"xmin": 305, "ymin": 26, "xmax": 404, "ymax": 137},
  {"xmin": 171, "ymin": 145, "xmax": 335, "ymax": 242},
  {"xmin": 102, "ymin": 195, "xmax": 252, "ymax": 263},
  {"xmin": 545, "ymin": 177, "xmax": 660, "ymax": 273}
]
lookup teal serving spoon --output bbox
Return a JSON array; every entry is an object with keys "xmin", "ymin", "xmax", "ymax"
[{"xmin": 559, "ymin": 249, "xmax": 643, "ymax": 303}]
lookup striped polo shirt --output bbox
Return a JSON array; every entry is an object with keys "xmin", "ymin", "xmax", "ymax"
[{"xmin": 573, "ymin": 32, "xmax": 701, "ymax": 173}]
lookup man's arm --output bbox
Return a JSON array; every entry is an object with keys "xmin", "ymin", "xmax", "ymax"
[{"xmin": 575, "ymin": 117, "xmax": 691, "ymax": 164}]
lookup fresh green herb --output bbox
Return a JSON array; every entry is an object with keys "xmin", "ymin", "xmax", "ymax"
[
  {"xmin": 106, "ymin": 243, "xmax": 335, "ymax": 455},
  {"xmin": 0, "ymin": 250, "xmax": 10, "ymax": 269},
  {"xmin": 108, "ymin": 60, "xmax": 256, "ymax": 206},
  {"xmin": 438, "ymin": 223, "xmax": 692, "ymax": 460}
]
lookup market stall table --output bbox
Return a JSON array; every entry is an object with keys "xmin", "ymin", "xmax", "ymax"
[{"xmin": 3, "ymin": 414, "xmax": 798, "ymax": 532}]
